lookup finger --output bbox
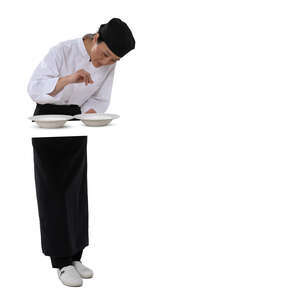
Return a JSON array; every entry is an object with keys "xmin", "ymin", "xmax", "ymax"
[
  {"xmin": 85, "ymin": 73, "xmax": 90, "ymax": 85},
  {"xmin": 80, "ymin": 71, "xmax": 91, "ymax": 85},
  {"xmin": 84, "ymin": 72, "xmax": 91, "ymax": 84},
  {"xmin": 84, "ymin": 74, "xmax": 88, "ymax": 85}
]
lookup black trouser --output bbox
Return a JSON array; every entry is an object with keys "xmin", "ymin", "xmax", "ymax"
[
  {"xmin": 31, "ymin": 104, "xmax": 89, "ymax": 269},
  {"xmin": 51, "ymin": 249, "xmax": 83, "ymax": 269}
]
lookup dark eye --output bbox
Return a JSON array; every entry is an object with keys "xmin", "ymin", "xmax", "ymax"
[{"xmin": 104, "ymin": 53, "xmax": 109, "ymax": 57}]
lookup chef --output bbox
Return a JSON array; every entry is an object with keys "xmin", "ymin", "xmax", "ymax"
[{"xmin": 27, "ymin": 17, "xmax": 135, "ymax": 287}]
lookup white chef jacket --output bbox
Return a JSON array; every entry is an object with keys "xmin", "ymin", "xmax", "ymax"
[{"xmin": 27, "ymin": 36, "xmax": 116, "ymax": 113}]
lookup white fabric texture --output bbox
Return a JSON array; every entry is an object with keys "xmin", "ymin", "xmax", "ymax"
[{"xmin": 27, "ymin": 37, "xmax": 116, "ymax": 113}]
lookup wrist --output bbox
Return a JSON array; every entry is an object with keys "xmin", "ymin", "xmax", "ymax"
[{"xmin": 62, "ymin": 75, "xmax": 72, "ymax": 85}]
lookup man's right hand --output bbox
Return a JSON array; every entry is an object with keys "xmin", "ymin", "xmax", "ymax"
[
  {"xmin": 68, "ymin": 69, "xmax": 94, "ymax": 85},
  {"xmin": 47, "ymin": 69, "xmax": 94, "ymax": 97}
]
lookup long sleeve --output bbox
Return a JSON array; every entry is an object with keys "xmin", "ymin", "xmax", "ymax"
[
  {"xmin": 27, "ymin": 45, "xmax": 64, "ymax": 104},
  {"xmin": 80, "ymin": 63, "xmax": 116, "ymax": 113}
]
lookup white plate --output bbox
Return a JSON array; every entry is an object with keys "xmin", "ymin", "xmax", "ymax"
[
  {"xmin": 74, "ymin": 113, "xmax": 120, "ymax": 127},
  {"xmin": 28, "ymin": 114, "xmax": 74, "ymax": 128}
]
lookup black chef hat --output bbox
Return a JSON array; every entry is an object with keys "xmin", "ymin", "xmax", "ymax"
[{"xmin": 97, "ymin": 18, "xmax": 135, "ymax": 58}]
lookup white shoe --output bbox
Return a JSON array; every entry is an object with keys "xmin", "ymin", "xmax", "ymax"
[
  {"xmin": 72, "ymin": 261, "xmax": 94, "ymax": 279},
  {"xmin": 57, "ymin": 265, "xmax": 83, "ymax": 287}
]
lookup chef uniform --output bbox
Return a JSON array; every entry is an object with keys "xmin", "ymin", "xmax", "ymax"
[{"xmin": 27, "ymin": 18, "xmax": 135, "ymax": 269}]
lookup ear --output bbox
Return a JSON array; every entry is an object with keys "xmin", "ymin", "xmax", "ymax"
[{"xmin": 94, "ymin": 33, "xmax": 99, "ymax": 42}]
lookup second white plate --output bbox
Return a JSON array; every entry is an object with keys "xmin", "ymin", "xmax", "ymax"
[{"xmin": 74, "ymin": 113, "xmax": 120, "ymax": 127}]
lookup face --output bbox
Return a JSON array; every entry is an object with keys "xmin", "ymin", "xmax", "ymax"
[{"xmin": 90, "ymin": 33, "xmax": 120, "ymax": 68}]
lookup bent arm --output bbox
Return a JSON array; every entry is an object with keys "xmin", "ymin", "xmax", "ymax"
[
  {"xmin": 27, "ymin": 45, "xmax": 66, "ymax": 104},
  {"xmin": 48, "ymin": 75, "xmax": 72, "ymax": 97}
]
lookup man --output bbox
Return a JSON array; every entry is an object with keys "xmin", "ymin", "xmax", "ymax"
[{"xmin": 27, "ymin": 17, "xmax": 135, "ymax": 287}]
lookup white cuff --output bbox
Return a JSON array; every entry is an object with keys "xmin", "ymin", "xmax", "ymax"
[{"xmin": 28, "ymin": 77, "xmax": 62, "ymax": 104}]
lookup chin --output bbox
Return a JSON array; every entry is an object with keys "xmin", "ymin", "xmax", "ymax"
[{"xmin": 91, "ymin": 62, "xmax": 102, "ymax": 68}]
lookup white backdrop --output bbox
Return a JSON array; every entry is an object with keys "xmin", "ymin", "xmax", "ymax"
[{"xmin": 1, "ymin": 0, "xmax": 300, "ymax": 298}]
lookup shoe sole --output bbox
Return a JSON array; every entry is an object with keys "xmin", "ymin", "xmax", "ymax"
[
  {"xmin": 59, "ymin": 279, "xmax": 83, "ymax": 287},
  {"xmin": 80, "ymin": 274, "xmax": 93, "ymax": 279}
]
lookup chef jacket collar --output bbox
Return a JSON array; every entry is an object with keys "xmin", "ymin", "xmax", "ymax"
[{"xmin": 78, "ymin": 37, "xmax": 91, "ymax": 61}]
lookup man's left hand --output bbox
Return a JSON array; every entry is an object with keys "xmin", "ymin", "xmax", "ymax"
[{"xmin": 85, "ymin": 108, "xmax": 96, "ymax": 113}]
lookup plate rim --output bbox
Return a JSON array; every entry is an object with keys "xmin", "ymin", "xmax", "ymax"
[
  {"xmin": 28, "ymin": 114, "xmax": 74, "ymax": 121},
  {"xmin": 74, "ymin": 113, "xmax": 120, "ymax": 120}
]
